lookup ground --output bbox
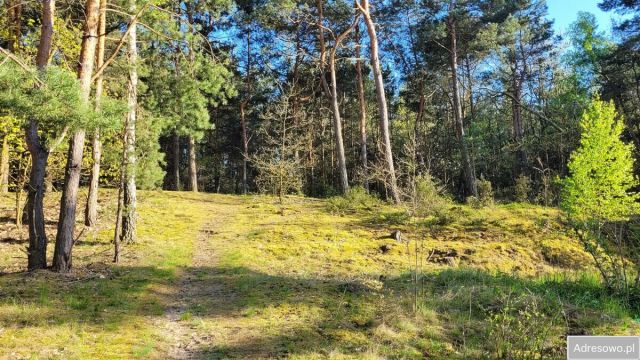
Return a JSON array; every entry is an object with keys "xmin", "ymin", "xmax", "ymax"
[{"xmin": 0, "ymin": 190, "xmax": 638, "ymax": 359}]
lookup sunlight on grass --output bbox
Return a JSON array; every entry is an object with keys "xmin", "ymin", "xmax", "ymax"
[{"xmin": 0, "ymin": 191, "xmax": 637, "ymax": 359}]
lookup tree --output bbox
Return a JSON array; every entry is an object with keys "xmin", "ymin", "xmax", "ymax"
[
  {"xmin": 561, "ymin": 98, "xmax": 640, "ymax": 288},
  {"xmin": 566, "ymin": 12, "xmax": 612, "ymax": 93},
  {"xmin": 317, "ymin": 0, "xmax": 356, "ymax": 195},
  {"xmin": 354, "ymin": 23, "xmax": 368, "ymax": 191},
  {"xmin": 252, "ymin": 89, "xmax": 306, "ymax": 206},
  {"xmin": 52, "ymin": 0, "xmax": 101, "ymax": 272},
  {"xmin": 85, "ymin": 0, "xmax": 108, "ymax": 227},
  {"xmin": 495, "ymin": 1, "xmax": 554, "ymax": 177},
  {"xmin": 444, "ymin": 0, "xmax": 477, "ymax": 197},
  {"xmin": 356, "ymin": 0, "xmax": 401, "ymax": 203},
  {"xmin": 27, "ymin": 0, "xmax": 55, "ymax": 270},
  {"xmin": 412, "ymin": 0, "xmax": 501, "ymax": 197},
  {"xmin": 599, "ymin": 0, "xmax": 640, "ymax": 51},
  {"xmin": 562, "ymin": 98, "xmax": 639, "ymax": 222},
  {"xmin": 120, "ymin": 0, "xmax": 139, "ymax": 244}
]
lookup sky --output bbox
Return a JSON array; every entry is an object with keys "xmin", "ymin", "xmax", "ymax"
[{"xmin": 546, "ymin": 0, "xmax": 616, "ymax": 36}]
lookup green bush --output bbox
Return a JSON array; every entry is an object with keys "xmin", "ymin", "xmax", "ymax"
[
  {"xmin": 327, "ymin": 186, "xmax": 381, "ymax": 214},
  {"xmin": 514, "ymin": 175, "xmax": 531, "ymax": 203},
  {"xmin": 489, "ymin": 293, "xmax": 558, "ymax": 358},
  {"xmin": 469, "ymin": 178, "xmax": 493, "ymax": 208},
  {"xmin": 412, "ymin": 174, "xmax": 452, "ymax": 224}
]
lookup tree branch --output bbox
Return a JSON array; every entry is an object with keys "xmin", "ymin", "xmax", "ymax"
[
  {"xmin": 91, "ymin": 3, "xmax": 148, "ymax": 83},
  {"xmin": 0, "ymin": 47, "xmax": 44, "ymax": 86}
]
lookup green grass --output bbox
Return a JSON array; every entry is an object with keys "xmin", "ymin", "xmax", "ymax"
[
  {"xmin": 0, "ymin": 191, "xmax": 637, "ymax": 359},
  {"xmin": 0, "ymin": 190, "xmax": 213, "ymax": 359}
]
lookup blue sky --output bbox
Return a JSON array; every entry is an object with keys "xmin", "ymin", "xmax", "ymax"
[{"xmin": 546, "ymin": 0, "xmax": 616, "ymax": 35}]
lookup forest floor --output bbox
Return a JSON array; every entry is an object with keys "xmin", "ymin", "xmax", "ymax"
[{"xmin": 0, "ymin": 190, "xmax": 638, "ymax": 359}]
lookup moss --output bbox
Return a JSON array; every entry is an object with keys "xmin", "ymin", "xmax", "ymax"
[
  {"xmin": 0, "ymin": 192, "xmax": 635, "ymax": 359},
  {"xmin": 540, "ymin": 238, "xmax": 593, "ymax": 268}
]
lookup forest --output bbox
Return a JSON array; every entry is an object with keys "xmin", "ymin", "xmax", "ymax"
[{"xmin": 1, "ymin": 0, "xmax": 640, "ymax": 358}]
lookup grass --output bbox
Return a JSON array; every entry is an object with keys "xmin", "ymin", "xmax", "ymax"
[
  {"xmin": 0, "ymin": 190, "xmax": 213, "ymax": 358},
  {"xmin": 0, "ymin": 191, "xmax": 638, "ymax": 359}
]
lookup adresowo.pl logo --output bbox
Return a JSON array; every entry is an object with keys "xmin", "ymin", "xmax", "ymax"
[{"xmin": 567, "ymin": 336, "xmax": 640, "ymax": 360}]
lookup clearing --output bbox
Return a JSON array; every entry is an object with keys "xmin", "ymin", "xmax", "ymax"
[{"xmin": 0, "ymin": 191, "xmax": 637, "ymax": 359}]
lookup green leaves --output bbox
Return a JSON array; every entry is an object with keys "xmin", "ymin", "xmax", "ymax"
[
  {"xmin": 561, "ymin": 98, "xmax": 640, "ymax": 222},
  {"xmin": 0, "ymin": 62, "xmax": 125, "ymax": 146},
  {"xmin": 145, "ymin": 51, "xmax": 236, "ymax": 139}
]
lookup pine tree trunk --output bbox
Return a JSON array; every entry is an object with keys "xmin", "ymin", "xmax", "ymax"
[
  {"xmin": 121, "ymin": 0, "xmax": 138, "ymax": 244},
  {"xmin": 447, "ymin": 7, "xmax": 477, "ymax": 197},
  {"xmin": 355, "ymin": 24, "xmax": 368, "ymax": 191},
  {"xmin": 291, "ymin": 27, "xmax": 303, "ymax": 165},
  {"xmin": 317, "ymin": 0, "xmax": 350, "ymax": 194},
  {"xmin": 52, "ymin": 0, "xmax": 100, "ymax": 272},
  {"xmin": 52, "ymin": 130, "xmax": 86, "ymax": 272},
  {"xmin": 173, "ymin": 133, "xmax": 181, "ymax": 190},
  {"xmin": 113, "ymin": 147, "xmax": 126, "ymax": 263},
  {"xmin": 7, "ymin": 0, "xmax": 22, "ymax": 52},
  {"xmin": 186, "ymin": 4, "xmax": 198, "ymax": 194},
  {"xmin": 26, "ymin": 0, "xmax": 55, "ymax": 271},
  {"xmin": 84, "ymin": 0, "xmax": 107, "ymax": 227},
  {"xmin": 239, "ymin": 26, "xmax": 252, "ymax": 195},
  {"xmin": 26, "ymin": 137, "xmax": 48, "ymax": 270},
  {"xmin": 240, "ymin": 102, "xmax": 249, "ymax": 194},
  {"xmin": 0, "ymin": 137, "xmax": 9, "ymax": 193},
  {"xmin": 512, "ymin": 75, "xmax": 527, "ymax": 176},
  {"xmin": 358, "ymin": 0, "xmax": 400, "ymax": 203},
  {"xmin": 15, "ymin": 155, "xmax": 28, "ymax": 227},
  {"xmin": 327, "ymin": 51, "xmax": 349, "ymax": 195},
  {"xmin": 188, "ymin": 136, "xmax": 198, "ymax": 192},
  {"xmin": 85, "ymin": 131, "xmax": 101, "ymax": 226}
]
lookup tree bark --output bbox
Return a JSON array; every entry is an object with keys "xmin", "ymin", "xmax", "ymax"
[
  {"xmin": 0, "ymin": 137, "xmax": 9, "ymax": 193},
  {"xmin": 188, "ymin": 136, "xmax": 198, "ymax": 192},
  {"xmin": 173, "ymin": 132, "xmax": 180, "ymax": 190},
  {"xmin": 354, "ymin": 24, "xmax": 368, "ymax": 191},
  {"xmin": 357, "ymin": 0, "xmax": 400, "ymax": 203},
  {"xmin": 85, "ymin": 0, "xmax": 107, "ymax": 227},
  {"xmin": 185, "ymin": 3, "xmax": 198, "ymax": 194},
  {"xmin": 317, "ymin": 0, "xmax": 351, "ymax": 194},
  {"xmin": 239, "ymin": 27, "xmax": 251, "ymax": 195},
  {"xmin": 113, "ymin": 144, "xmax": 126, "ymax": 263},
  {"xmin": 15, "ymin": 154, "xmax": 28, "ymax": 227},
  {"xmin": 240, "ymin": 101, "xmax": 249, "ymax": 194},
  {"xmin": 292, "ymin": 27, "xmax": 303, "ymax": 164},
  {"xmin": 446, "ymin": 2, "xmax": 477, "ymax": 197},
  {"xmin": 26, "ymin": 0, "xmax": 55, "ymax": 271},
  {"xmin": 121, "ymin": 0, "xmax": 138, "ymax": 244},
  {"xmin": 512, "ymin": 73, "xmax": 526, "ymax": 175},
  {"xmin": 26, "ymin": 133, "xmax": 48, "ymax": 270},
  {"xmin": 52, "ymin": 0, "xmax": 100, "ymax": 272},
  {"xmin": 6, "ymin": 0, "xmax": 22, "ymax": 52}
]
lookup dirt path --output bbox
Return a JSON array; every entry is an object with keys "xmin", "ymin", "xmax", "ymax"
[{"xmin": 158, "ymin": 203, "xmax": 238, "ymax": 359}]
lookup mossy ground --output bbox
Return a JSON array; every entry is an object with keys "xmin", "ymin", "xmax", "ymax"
[{"xmin": 0, "ymin": 191, "xmax": 637, "ymax": 359}]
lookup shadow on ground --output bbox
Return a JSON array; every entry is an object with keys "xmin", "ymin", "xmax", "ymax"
[{"xmin": 1, "ymin": 261, "xmax": 634, "ymax": 359}]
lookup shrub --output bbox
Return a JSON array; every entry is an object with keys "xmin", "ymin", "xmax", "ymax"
[
  {"xmin": 466, "ymin": 196, "xmax": 481, "ymax": 209},
  {"xmin": 327, "ymin": 186, "xmax": 381, "ymax": 214},
  {"xmin": 489, "ymin": 293, "xmax": 559, "ymax": 358},
  {"xmin": 514, "ymin": 175, "xmax": 531, "ymax": 203},
  {"xmin": 412, "ymin": 174, "xmax": 451, "ymax": 222},
  {"xmin": 469, "ymin": 178, "xmax": 493, "ymax": 208}
]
